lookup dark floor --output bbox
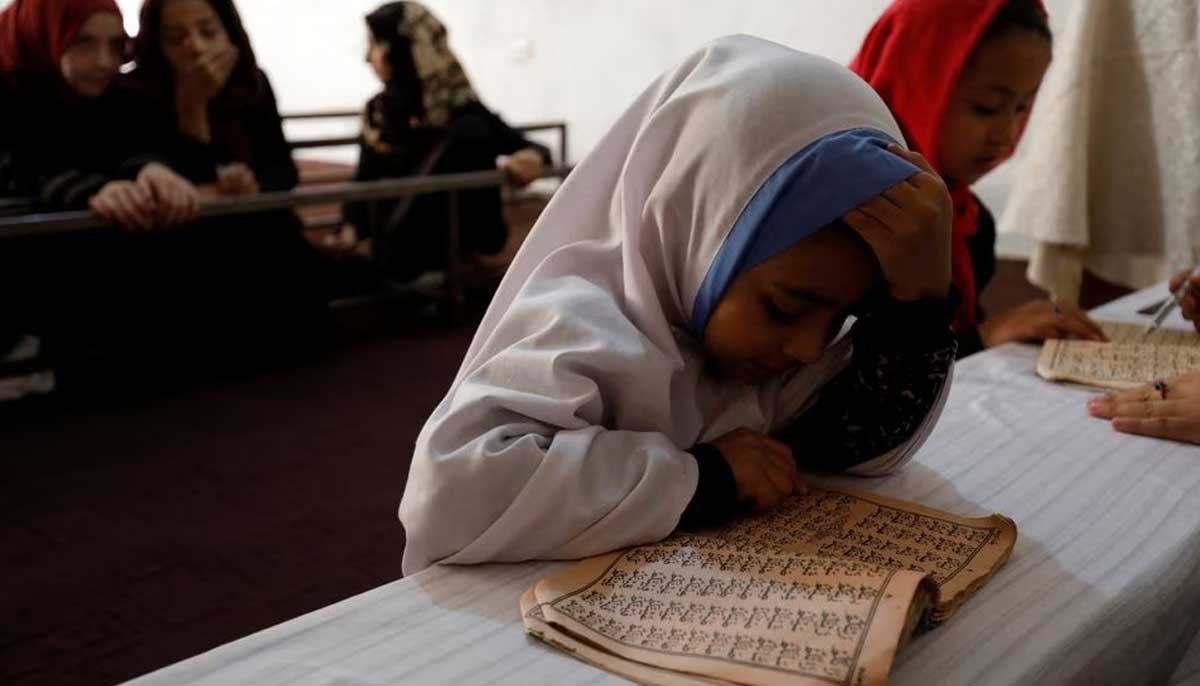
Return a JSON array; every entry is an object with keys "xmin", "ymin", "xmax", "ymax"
[
  {"xmin": 0, "ymin": 259, "xmax": 1093, "ymax": 686},
  {"xmin": 0, "ymin": 308, "xmax": 481, "ymax": 686}
]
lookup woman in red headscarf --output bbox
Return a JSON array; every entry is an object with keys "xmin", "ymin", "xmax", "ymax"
[
  {"xmin": 0, "ymin": 0, "xmax": 328, "ymax": 389},
  {"xmin": 0, "ymin": 0, "xmax": 198, "ymax": 225},
  {"xmin": 0, "ymin": 0, "xmax": 204, "ymax": 395},
  {"xmin": 851, "ymin": 0, "xmax": 1106, "ymax": 357}
]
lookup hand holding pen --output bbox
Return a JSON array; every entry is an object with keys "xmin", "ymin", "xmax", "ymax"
[{"xmin": 1146, "ymin": 266, "xmax": 1200, "ymax": 336}]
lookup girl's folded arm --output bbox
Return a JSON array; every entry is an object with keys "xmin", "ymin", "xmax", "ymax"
[{"xmin": 778, "ymin": 297, "xmax": 957, "ymax": 475}]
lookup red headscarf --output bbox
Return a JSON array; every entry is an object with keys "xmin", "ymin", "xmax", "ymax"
[
  {"xmin": 850, "ymin": 0, "xmax": 1045, "ymax": 332},
  {"xmin": 0, "ymin": 0, "xmax": 123, "ymax": 77}
]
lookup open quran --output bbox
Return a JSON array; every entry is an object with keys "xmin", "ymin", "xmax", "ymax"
[
  {"xmin": 521, "ymin": 485, "xmax": 1016, "ymax": 686},
  {"xmin": 1037, "ymin": 321, "xmax": 1200, "ymax": 390}
]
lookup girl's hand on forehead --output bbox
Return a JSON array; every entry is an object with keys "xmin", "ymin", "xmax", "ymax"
[{"xmin": 843, "ymin": 145, "xmax": 952, "ymax": 302}]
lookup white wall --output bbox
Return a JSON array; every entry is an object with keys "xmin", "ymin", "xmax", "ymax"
[{"xmin": 112, "ymin": 0, "xmax": 901, "ymax": 161}]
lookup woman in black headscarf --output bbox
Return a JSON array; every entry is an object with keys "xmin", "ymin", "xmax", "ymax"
[{"xmin": 338, "ymin": 2, "xmax": 552, "ymax": 281}]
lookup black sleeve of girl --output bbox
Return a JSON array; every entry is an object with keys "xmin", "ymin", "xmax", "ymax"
[
  {"xmin": 0, "ymin": 148, "xmax": 44, "ymax": 201},
  {"xmin": 777, "ymin": 296, "xmax": 957, "ymax": 473},
  {"xmin": 0, "ymin": 78, "xmax": 40, "ymax": 199},
  {"xmin": 678, "ymin": 443, "xmax": 739, "ymax": 531},
  {"xmin": 148, "ymin": 114, "xmax": 222, "ymax": 184},
  {"xmin": 0, "ymin": 98, "xmax": 110, "ymax": 208},
  {"xmin": 106, "ymin": 86, "xmax": 181, "ymax": 182},
  {"xmin": 955, "ymin": 324, "xmax": 986, "ymax": 358},
  {"xmin": 250, "ymin": 73, "xmax": 300, "ymax": 193},
  {"xmin": 483, "ymin": 107, "xmax": 553, "ymax": 166},
  {"xmin": 342, "ymin": 142, "xmax": 383, "ymax": 238},
  {"xmin": 38, "ymin": 170, "xmax": 111, "ymax": 209}
]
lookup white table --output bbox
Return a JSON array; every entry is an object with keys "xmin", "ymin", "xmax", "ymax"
[{"xmin": 127, "ymin": 284, "xmax": 1200, "ymax": 686}]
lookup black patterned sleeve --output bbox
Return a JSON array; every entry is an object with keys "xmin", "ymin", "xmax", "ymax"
[
  {"xmin": 0, "ymin": 134, "xmax": 111, "ymax": 210},
  {"xmin": 776, "ymin": 296, "xmax": 957, "ymax": 473},
  {"xmin": 678, "ymin": 443, "xmax": 739, "ymax": 531}
]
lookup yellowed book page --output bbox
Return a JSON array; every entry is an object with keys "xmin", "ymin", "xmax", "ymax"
[
  {"xmin": 1036, "ymin": 339, "xmax": 1200, "ymax": 390},
  {"xmin": 1099, "ymin": 321, "xmax": 1200, "ymax": 347},
  {"xmin": 526, "ymin": 543, "xmax": 931, "ymax": 686},
  {"xmin": 706, "ymin": 486, "xmax": 1016, "ymax": 622},
  {"xmin": 522, "ymin": 588, "xmax": 741, "ymax": 686}
]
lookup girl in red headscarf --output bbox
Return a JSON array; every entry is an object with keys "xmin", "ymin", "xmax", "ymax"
[
  {"xmin": 0, "ymin": 0, "xmax": 203, "ymax": 396},
  {"xmin": 851, "ymin": 0, "xmax": 1106, "ymax": 356},
  {"xmin": 0, "ymin": 0, "xmax": 328, "ymax": 388},
  {"xmin": 0, "ymin": 0, "xmax": 198, "ymax": 225}
]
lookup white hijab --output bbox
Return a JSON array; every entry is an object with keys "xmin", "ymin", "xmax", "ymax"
[{"xmin": 400, "ymin": 35, "xmax": 945, "ymax": 575}]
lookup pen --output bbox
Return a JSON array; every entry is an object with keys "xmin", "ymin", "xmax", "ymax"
[{"xmin": 1144, "ymin": 265, "xmax": 1200, "ymax": 337}]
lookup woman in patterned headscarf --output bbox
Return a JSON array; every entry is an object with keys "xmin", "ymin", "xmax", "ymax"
[{"xmin": 338, "ymin": 2, "xmax": 552, "ymax": 282}]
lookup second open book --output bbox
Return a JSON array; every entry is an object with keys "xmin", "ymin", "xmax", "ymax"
[
  {"xmin": 521, "ymin": 485, "xmax": 1016, "ymax": 686},
  {"xmin": 1037, "ymin": 321, "xmax": 1200, "ymax": 390}
]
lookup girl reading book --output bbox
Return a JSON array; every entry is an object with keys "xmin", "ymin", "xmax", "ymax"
[{"xmin": 400, "ymin": 36, "xmax": 958, "ymax": 574}]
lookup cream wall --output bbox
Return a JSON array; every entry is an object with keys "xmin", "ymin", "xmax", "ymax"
[{"xmin": 114, "ymin": 0, "xmax": 901, "ymax": 160}]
